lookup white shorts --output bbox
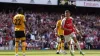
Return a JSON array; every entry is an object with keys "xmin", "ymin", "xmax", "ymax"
[
  {"xmin": 57, "ymin": 37, "xmax": 61, "ymax": 42},
  {"xmin": 64, "ymin": 32, "xmax": 76, "ymax": 42}
]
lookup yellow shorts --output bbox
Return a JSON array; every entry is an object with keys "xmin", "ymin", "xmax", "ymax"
[{"xmin": 15, "ymin": 37, "xmax": 26, "ymax": 41}]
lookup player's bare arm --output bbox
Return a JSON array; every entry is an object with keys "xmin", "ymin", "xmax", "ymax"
[
  {"xmin": 55, "ymin": 22, "xmax": 59, "ymax": 37},
  {"xmin": 74, "ymin": 24, "xmax": 83, "ymax": 38}
]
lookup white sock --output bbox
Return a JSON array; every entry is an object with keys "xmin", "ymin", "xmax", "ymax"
[
  {"xmin": 75, "ymin": 42, "xmax": 81, "ymax": 52},
  {"xmin": 72, "ymin": 44, "xmax": 74, "ymax": 52},
  {"xmin": 15, "ymin": 54, "xmax": 18, "ymax": 56},
  {"xmin": 69, "ymin": 45, "xmax": 73, "ymax": 54},
  {"xmin": 60, "ymin": 49, "xmax": 62, "ymax": 53},
  {"xmin": 60, "ymin": 49, "xmax": 65, "ymax": 53}
]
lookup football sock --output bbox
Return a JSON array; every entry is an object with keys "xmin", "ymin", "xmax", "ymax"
[
  {"xmin": 71, "ymin": 44, "xmax": 75, "ymax": 52},
  {"xmin": 22, "ymin": 42, "xmax": 26, "ymax": 53},
  {"xmin": 75, "ymin": 42, "xmax": 81, "ymax": 52},
  {"xmin": 61, "ymin": 42, "xmax": 64, "ymax": 51},
  {"xmin": 57, "ymin": 43, "xmax": 61, "ymax": 52},
  {"xmin": 15, "ymin": 42, "xmax": 18, "ymax": 54}
]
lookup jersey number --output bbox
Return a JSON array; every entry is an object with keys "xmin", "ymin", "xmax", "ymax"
[{"xmin": 15, "ymin": 19, "xmax": 21, "ymax": 25}]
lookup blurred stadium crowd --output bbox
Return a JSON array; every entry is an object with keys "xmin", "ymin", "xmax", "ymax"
[{"xmin": 0, "ymin": 10, "xmax": 100, "ymax": 50}]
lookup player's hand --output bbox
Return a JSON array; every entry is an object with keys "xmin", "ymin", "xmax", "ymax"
[{"xmin": 55, "ymin": 33, "xmax": 59, "ymax": 37}]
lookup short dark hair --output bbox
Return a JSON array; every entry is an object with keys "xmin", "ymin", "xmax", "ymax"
[
  {"xmin": 65, "ymin": 10, "xmax": 70, "ymax": 13},
  {"xmin": 61, "ymin": 14, "xmax": 65, "ymax": 17},
  {"xmin": 17, "ymin": 7, "xmax": 23, "ymax": 14}
]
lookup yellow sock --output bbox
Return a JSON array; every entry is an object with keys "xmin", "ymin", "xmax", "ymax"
[
  {"xmin": 61, "ymin": 42, "xmax": 64, "ymax": 50},
  {"xmin": 22, "ymin": 42, "xmax": 26, "ymax": 53},
  {"xmin": 15, "ymin": 42, "xmax": 19, "ymax": 54},
  {"xmin": 57, "ymin": 43, "xmax": 61, "ymax": 51}
]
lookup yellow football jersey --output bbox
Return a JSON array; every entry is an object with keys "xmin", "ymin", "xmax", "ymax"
[
  {"xmin": 13, "ymin": 14, "xmax": 26, "ymax": 31},
  {"xmin": 56, "ymin": 20, "xmax": 64, "ymax": 36}
]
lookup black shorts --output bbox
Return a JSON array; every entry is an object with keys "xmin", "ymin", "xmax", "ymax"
[
  {"xmin": 15, "ymin": 31, "xmax": 25, "ymax": 38},
  {"xmin": 59, "ymin": 35, "xmax": 64, "ymax": 40}
]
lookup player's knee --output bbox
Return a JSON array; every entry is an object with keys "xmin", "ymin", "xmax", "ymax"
[{"xmin": 22, "ymin": 41, "xmax": 26, "ymax": 47}]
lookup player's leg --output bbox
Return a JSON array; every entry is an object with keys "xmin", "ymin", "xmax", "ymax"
[
  {"xmin": 21, "ymin": 37, "xmax": 26, "ymax": 56},
  {"xmin": 72, "ymin": 33, "xmax": 85, "ymax": 55},
  {"xmin": 57, "ymin": 42, "xmax": 61, "ymax": 54},
  {"xmin": 71, "ymin": 44, "xmax": 75, "ymax": 52},
  {"xmin": 71, "ymin": 39, "xmax": 75, "ymax": 52},
  {"xmin": 64, "ymin": 35, "xmax": 74, "ymax": 56},
  {"xmin": 15, "ymin": 38, "xmax": 20, "ymax": 56},
  {"xmin": 56, "ymin": 37, "xmax": 61, "ymax": 54},
  {"xmin": 67, "ymin": 41, "xmax": 74, "ymax": 56},
  {"xmin": 60, "ymin": 35, "xmax": 67, "ymax": 54}
]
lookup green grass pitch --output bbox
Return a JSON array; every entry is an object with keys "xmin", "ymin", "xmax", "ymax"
[{"xmin": 0, "ymin": 50, "xmax": 100, "ymax": 56}]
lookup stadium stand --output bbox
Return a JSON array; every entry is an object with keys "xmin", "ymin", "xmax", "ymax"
[{"xmin": 0, "ymin": 3, "xmax": 100, "ymax": 50}]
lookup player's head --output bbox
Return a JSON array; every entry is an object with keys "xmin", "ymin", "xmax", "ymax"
[
  {"xmin": 65, "ymin": 10, "xmax": 70, "ymax": 17},
  {"xmin": 61, "ymin": 14, "xmax": 65, "ymax": 19},
  {"xmin": 17, "ymin": 7, "xmax": 23, "ymax": 14}
]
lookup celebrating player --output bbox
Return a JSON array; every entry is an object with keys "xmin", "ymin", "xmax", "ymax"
[
  {"xmin": 55, "ymin": 14, "xmax": 66, "ymax": 54},
  {"xmin": 13, "ymin": 7, "xmax": 28, "ymax": 56},
  {"xmin": 61, "ymin": 10, "xmax": 85, "ymax": 56}
]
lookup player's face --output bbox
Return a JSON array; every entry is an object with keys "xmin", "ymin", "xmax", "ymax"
[
  {"xmin": 61, "ymin": 16, "xmax": 64, "ymax": 19},
  {"xmin": 65, "ymin": 12, "xmax": 70, "ymax": 17}
]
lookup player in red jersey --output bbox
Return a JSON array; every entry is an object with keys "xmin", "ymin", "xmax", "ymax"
[{"xmin": 61, "ymin": 10, "xmax": 85, "ymax": 56}]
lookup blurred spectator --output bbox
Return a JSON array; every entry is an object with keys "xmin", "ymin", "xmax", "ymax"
[
  {"xmin": 0, "ymin": 35, "xmax": 2, "ymax": 47},
  {"xmin": 8, "ymin": 37, "xmax": 13, "ymax": 50}
]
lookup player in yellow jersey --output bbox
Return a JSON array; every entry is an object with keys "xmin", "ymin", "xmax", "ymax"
[
  {"xmin": 13, "ymin": 7, "xmax": 28, "ymax": 56},
  {"xmin": 55, "ymin": 14, "xmax": 66, "ymax": 54}
]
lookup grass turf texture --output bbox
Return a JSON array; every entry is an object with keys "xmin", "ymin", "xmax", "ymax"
[{"xmin": 0, "ymin": 50, "xmax": 100, "ymax": 56}]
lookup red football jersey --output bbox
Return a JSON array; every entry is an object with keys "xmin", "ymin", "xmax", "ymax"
[{"xmin": 62, "ymin": 17, "xmax": 74, "ymax": 35}]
